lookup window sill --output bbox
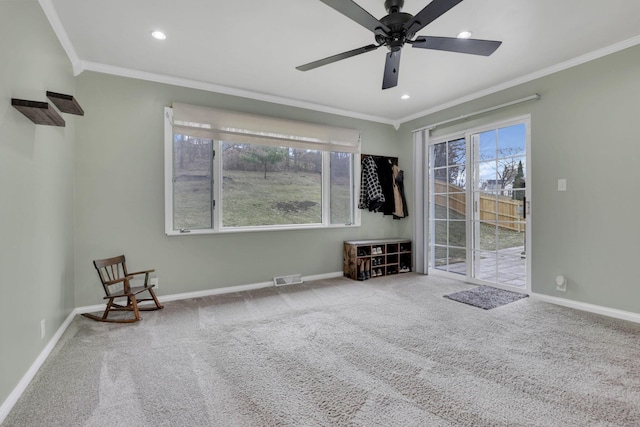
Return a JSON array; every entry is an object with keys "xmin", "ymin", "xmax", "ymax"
[{"xmin": 165, "ymin": 222, "xmax": 360, "ymax": 236}]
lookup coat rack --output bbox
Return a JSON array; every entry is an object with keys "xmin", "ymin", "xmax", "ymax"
[{"xmin": 361, "ymin": 154, "xmax": 398, "ymax": 166}]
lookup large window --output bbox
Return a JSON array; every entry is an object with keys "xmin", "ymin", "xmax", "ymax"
[{"xmin": 164, "ymin": 104, "xmax": 360, "ymax": 234}]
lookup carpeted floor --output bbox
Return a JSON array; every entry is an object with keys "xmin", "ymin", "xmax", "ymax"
[{"xmin": 4, "ymin": 274, "xmax": 640, "ymax": 426}]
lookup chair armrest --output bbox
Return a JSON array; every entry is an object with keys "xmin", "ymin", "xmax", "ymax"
[
  {"xmin": 102, "ymin": 275, "xmax": 134, "ymax": 293},
  {"xmin": 103, "ymin": 276, "xmax": 131, "ymax": 286},
  {"xmin": 127, "ymin": 269, "xmax": 155, "ymax": 288},
  {"xmin": 127, "ymin": 269, "xmax": 155, "ymax": 276}
]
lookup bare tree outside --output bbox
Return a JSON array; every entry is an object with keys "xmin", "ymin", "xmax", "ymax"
[{"xmin": 481, "ymin": 147, "xmax": 523, "ymax": 196}]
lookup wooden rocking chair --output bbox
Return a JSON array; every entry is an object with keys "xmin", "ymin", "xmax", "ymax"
[{"xmin": 82, "ymin": 255, "xmax": 163, "ymax": 323}]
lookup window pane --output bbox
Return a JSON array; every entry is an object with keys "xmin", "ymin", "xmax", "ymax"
[
  {"xmin": 173, "ymin": 135, "xmax": 212, "ymax": 230},
  {"xmin": 433, "ymin": 199, "xmax": 448, "ymax": 219},
  {"xmin": 449, "ymin": 220, "xmax": 466, "ymax": 248},
  {"xmin": 434, "ymin": 246, "xmax": 448, "ymax": 268},
  {"xmin": 447, "ymin": 165, "xmax": 466, "ymax": 188},
  {"xmin": 448, "ymin": 247, "xmax": 467, "ymax": 274},
  {"xmin": 448, "ymin": 139, "xmax": 466, "ymax": 166},
  {"xmin": 432, "ymin": 143, "xmax": 447, "ymax": 168},
  {"xmin": 479, "ymin": 192, "xmax": 498, "ymax": 223},
  {"xmin": 434, "ymin": 220, "xmax": 447, "ymax": 245},
  {"xmin": 330, "ymin": 152, "xmax": 353, "ymax": 224},
  {"xmin": 497, "ymin": 124, "xmax": 526, "ymax": 157},
  {"xmin": 433, "ymin": 167, "xmax": 448, "ymax": 183},
  {"xmin": 448, "ymin": 193, "xmax": 466, "ymax": 219},
  {"xmin": 479, "ymin": 130, "xmax": 496, "ymax": 160},
  {"xmin": 478, "ymin": 161, "xmax": 497, "ymax": 190},
  {"xmin": 221, "ymin": 143, "xmax": 322, "ymax": 227}
]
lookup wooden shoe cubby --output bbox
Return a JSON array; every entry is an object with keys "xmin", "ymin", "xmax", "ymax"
[{"xmin": 343, "ymin": 239, "xmax": 412, "ymax": 281}]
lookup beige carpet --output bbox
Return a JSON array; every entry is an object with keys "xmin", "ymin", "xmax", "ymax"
[{"xmin": 4, "ymin": 274, "xmax": 640, "ymax": 426}]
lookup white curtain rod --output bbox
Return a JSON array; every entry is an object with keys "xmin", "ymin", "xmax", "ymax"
[{"xmin": 412, "ymin": 94, "xmax": 541, "ymax": 133}]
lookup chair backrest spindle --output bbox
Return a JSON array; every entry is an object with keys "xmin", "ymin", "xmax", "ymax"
[{"xmin": 94, "ymin": 255, "xmax": 128, "ymax": 297}]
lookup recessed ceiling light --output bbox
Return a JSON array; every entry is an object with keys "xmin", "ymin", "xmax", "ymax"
[
  {"xmin": 401, "ymin": 94, "xmax": 410, "ymax": 100},
  {"xmin": 457, "ymin": 31, "xmax": 472, "ymax": 39},
  {"xmin": 151, "ymin": 31, "xmax": 167, "ymax": 40}
]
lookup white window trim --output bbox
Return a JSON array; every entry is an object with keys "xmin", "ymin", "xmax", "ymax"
[{"xmin": 164, "ymin": 107, "xmax": 361, "ymax": 235}]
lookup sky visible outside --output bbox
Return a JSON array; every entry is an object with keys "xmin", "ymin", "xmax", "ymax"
[{"xmin": 477, "ymin": 123, "xmax": 526, "ymax": 187}]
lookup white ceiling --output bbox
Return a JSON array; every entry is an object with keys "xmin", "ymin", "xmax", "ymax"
[{"xmin": 42, "ymin": 0, "xmax": 640, "ymax": 126}]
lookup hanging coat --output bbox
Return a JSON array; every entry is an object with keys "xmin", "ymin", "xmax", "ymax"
[
  {"xmin": 392, "ymin": 165, "xmax": 405, "ymax": 218},
  {"xmin": 358, "ymin": 156, "xmax": 385, "ymax": 212},
  {"xmin": 393, "ymin": 165, "xmax": 409, "ymax": 219},
  {"xmin": 375, "ymin": 157, "xmax": 396, "ymax": 216}
]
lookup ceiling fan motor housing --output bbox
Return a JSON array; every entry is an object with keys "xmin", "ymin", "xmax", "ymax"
[
  {"xmin": 378, "ymin": 10, "xmax": 413, "ymax": 51},
  {"xmin": 384, "ymin": 0, "xmax": 405, "ymax": 13}
]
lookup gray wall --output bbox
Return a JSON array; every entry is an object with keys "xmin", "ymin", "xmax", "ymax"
[
  {"xmin": 0, "ymin": 0, "xmax": 76, "ymax": 408},
  {"xmin": 398, "ymin": 44, "xmax": 640, "ymax": 314},
  {"xmin": 73, "ymin": 72, "xmax": 408, "ymax": 307}
]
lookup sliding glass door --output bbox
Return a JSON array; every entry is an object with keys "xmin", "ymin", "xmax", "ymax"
[
  {"xmin": 429, "ymin": 137, "xmax": 468, "ymax": 275},
  {"xmin": 470, "ymin": 124, "xmax": 527, "ymax": 288},
  {"xmin": 428, "ymin": 118, "xmax": 530, "ymax": 290}
]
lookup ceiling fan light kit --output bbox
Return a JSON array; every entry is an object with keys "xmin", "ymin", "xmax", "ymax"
[{"xmin": 297, "ymin": 0, "xmax": 502, "ymax": 90}]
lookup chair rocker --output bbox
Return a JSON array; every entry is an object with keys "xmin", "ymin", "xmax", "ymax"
[{"xmin": 83, "ymin": 255, "xmax": 163, "ymax": 323}]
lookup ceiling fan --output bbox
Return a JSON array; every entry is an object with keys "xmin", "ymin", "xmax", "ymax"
[{"xmin": 296, "ymin": 0, "xmax": 502, "ymax": 89}]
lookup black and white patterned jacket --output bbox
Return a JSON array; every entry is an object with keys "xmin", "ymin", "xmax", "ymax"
[{"xmin": 358, "ymin": 156, "xmax": 385, "ymax": 212}]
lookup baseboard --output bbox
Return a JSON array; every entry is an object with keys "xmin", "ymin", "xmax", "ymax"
[
  {"xmin": 530, "ymin": 292, "xmax": 640, "ymax": 324},
  {"xmin": 153, "ymin": 272, "xmax": 343, "ymax": 303},
  {"xmin": 301, "ymin": 271, "xmax": 344, "ymax": 282},
  {"xmin": 0, "ymin": 309, "xmax": 77, "ymax": 424},
  {"xmin": 157, "ymin": 280, "xmax": 275, "ymax": 304},
  {"xmin": 73, "ymin": 271, "xmax": 343, "ymax": 312}
]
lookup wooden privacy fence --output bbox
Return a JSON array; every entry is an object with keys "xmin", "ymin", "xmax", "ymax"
[{"xmin": 433, "ymin": 181, "xmax": 524, "ymax": 232}]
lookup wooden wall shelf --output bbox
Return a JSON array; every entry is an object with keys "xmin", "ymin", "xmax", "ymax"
[
  {"xmin": 46, "ymin": 91, "xmax": 84, "ymax": 116},
  {"xmin": 11, "ymin": 99, "xmax": 65, "ymax": 127}
]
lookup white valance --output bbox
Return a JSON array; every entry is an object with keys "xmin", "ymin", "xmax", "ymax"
[{"xmin": 171, "ymin": 102, "xmax": 361, "ymax": 154}]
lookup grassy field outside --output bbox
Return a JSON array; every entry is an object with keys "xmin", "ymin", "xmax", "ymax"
[
  {"xmin": 222, "ymin": 170, "xmax": 322, "ymax": 227},
  {"xmin": 433, "ymin": 205, "xmax": 524, "ymax": 251},
  {"xmin": 174, "ymin": 170, "xmax": 353, "ymax": 229},
  {"xmin": 173, "ymin": 178, "xmax": 212, "ymax": 230},
  {"xmin": 330, "ymin": 175, "xmax": 351, "ymax": 224}
]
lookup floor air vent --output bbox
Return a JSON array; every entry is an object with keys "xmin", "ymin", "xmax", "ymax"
[{"xmin": 273, "ymin": 274, "xmax": 303, "ymax": 286}]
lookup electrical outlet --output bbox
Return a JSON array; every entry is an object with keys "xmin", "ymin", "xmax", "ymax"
[
  {"xmin": 150, "ymin": 277, "xmax": 158, "ymax": 289},
  {"xmin": 557, "ymin": 179, "xmax": 567, "ymax": 191},
  {"xmin": 40, "ymin": 319, "xmax": 46, "ymax": 340},
  {"xmin": 556, "ymin": 275, "xmax": 567, "ymax": 292}
]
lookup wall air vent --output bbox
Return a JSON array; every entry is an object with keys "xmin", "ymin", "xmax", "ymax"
[{"xmin": 273, "ymin": 274, "xmax": 303, "ymax": 286}]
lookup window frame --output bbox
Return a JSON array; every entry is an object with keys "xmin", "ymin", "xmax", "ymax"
[{"xmin": 164, "ymin": 107, "xmax": 361, "ymax": 235}]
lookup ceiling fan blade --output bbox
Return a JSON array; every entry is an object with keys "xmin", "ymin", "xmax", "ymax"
[
  {"xmin": 412, "ymin": 36, "xmax": 502, "ymax": 56},
  {"xmin": 318, "ymin": 0, "xmax": 390, "ymax": 35},
  {"xmin": 296, "ymin": 44, "xmax": 380, "ymax": 71},
  {"xmin": 404, "ymin": 0, "xmax": 464, "ymax": 37},
  {"xmin": 382, "ymin": 50, "xmax": 401, "ymax": 90}
]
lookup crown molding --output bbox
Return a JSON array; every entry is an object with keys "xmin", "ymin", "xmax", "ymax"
[
  {"xmin": 38, "ymin": 0, "xmax": 83, "ymax": 75},
  {"xmin": 81, "ymin": 61, "xmax": 396, "ymax": 126},
  {"xmin": 396, "ymin": 34, "xmax": 640, "ymax": 126}
]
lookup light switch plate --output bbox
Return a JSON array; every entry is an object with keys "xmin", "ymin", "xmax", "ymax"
[{"xmin": 557, "ymin": 179, "xmax": 567, "ymax": 191}]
